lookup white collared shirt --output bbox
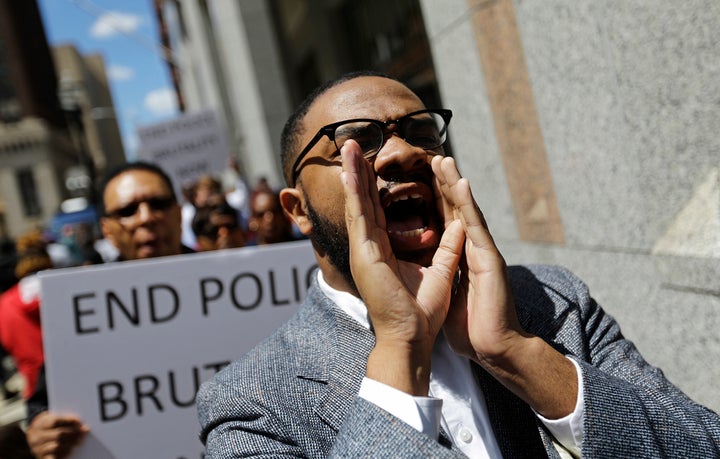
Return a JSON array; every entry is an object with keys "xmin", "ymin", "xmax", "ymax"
[{"xmin": 317, "ymin": 271, "xmax": 584, "ymax": 458}]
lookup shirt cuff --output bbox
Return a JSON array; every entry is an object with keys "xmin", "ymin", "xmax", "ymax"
[
  {"xmin": 359, "ymin": 377, "xmax": 443, "ymax": 439},
  {"xmin": 535, "ymin": 356, "xmax": 585, "ymax": 457}
]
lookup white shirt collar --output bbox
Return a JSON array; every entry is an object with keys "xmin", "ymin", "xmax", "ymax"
[{"xmin": 316, "ymin": 270, "xmax": 372, "ymax": 330}]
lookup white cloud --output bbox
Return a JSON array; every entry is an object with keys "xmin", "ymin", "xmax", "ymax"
[
  {"xmin": 107, "ymin": 65, "xmax": 134, "ymax": 82},
  {"xmin": 144, "ymin": 88, "xmax": 178, "ymax": 116},
  {"xmin": 90, "ymin": 11, "xmax": 142, "ymax": 39}
]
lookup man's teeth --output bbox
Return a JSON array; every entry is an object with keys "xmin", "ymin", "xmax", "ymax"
[
  {"xmin": 386, "ymin": 193, "xmax": 422, "ymax": 207},
  {"xmin": 388, "ymin": 227, "xmax": 427, "ymax": 237}
]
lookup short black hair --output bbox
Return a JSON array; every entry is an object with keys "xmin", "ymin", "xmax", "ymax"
[
  {"xmin": 280, "ymin": 70, "xmax": 397, "ymax": 186},
  {"xmin": 191, "ymin": 199, "xmax": 239, "ymax": 238},
  {"xmin": 99, "ymin": 161, "xmax": 177, "ymax": 214}
]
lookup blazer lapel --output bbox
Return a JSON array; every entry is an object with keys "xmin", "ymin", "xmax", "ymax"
[{"xmin": 292, "ymin": 283, "xmax": 376, "ymax": 432}]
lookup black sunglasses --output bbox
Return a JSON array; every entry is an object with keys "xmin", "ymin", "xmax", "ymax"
[
  {"xmin": 291, "ymin": 108, "xmax": 452, "ymax": 186},
  {"xmin": 105, "ymin": 196, "xmax": 176, "ymax": 220}
]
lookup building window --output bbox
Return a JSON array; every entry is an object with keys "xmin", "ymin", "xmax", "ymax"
[{"xmin": 16, "ymin": 168, "xmax": 42, "ymax": 217}]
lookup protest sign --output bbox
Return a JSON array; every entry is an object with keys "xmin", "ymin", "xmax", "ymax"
[
  {"xmin": 136, "ymin": 109, "xmax": 229, "ymax": 197},
  {"xmin": 40, "ymin": 241, "xmax": 316, "ymax": 459}
]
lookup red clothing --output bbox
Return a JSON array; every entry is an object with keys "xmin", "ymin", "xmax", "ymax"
[{"xmin": 0, "ymin": 275, "xmax": 44, "ymax": 399}]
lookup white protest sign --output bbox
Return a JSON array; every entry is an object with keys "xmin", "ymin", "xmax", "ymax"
[
  {"xmin": 136, "ymin": 109, "xmax": 229, "ymax": 197},
  {"xmin": 40, "ymin": 241, "xmax": 316, "ymax": 459}
]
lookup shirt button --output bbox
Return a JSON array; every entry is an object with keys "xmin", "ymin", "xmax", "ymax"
[{"xmin": 458, "ymin": 427, "xmax": 473, "ymax": 443}]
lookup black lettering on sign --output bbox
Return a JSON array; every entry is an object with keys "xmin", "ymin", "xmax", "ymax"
[
  {"xmin": 148, "ymin": 284, "xmax": 180, "ymax": 323},
  {"xmin": 169, "ymin": 367, "xmax": 199, "ymax": 407},
  {"xmin": 292, "ymin": 267, "xmax": 300, "ymax": 303},
  {"xmin": 107, "ymin": 289, "xmax": 140, "ymax": 329},
  {"xmin": 199, "ymin": 277, "xmax": 223, "ymax": 316},
  {"xmin": 73, "ymin": 292, "xmax": 99, "ymax": 335},
  {"xmin": 230, "ymin": 273, "xmax": 262, "ymax": 310},
  {"xmin": 268, "ymin": 270, "xmax": 289, "ymax": 306},
  {"xmin": 73, "ymin": 285, "xmax": 182, "ymax": 333},
  {"xmin": 98, "ymin": 381, "xmax": 127, "ymax": 422},
  {"xmin": 96, "ymin": 361, "xmax": 230, "ymax": 422},
  {"xmin": 135, "ymin": 374, "xmax": 163, "ymax": 416},
  {"xmin": 198, "ymin": 265, "xmax": 318, "ymax": 317}
]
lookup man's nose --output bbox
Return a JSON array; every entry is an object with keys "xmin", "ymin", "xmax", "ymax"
[
  {"xmin": 135, "ymin": 202, "xmax": 157, "ymax": 224},
  {"xmin": 372, "ymin": 135, "xmax": 428, "ymax": 180},
  {"xmin": 216, "ymin": 226, "xmax": 230, "ymax": 239}
]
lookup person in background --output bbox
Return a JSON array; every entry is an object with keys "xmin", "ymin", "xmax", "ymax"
[
  {"xmin": 77, "ymin": 245, "xmax": 104, "ymax": 266},
  {"xmin": 246, "ymin": 187, "xmax": 296, "ymax": 245},
  {"xmin": 0, "ymin": 236, "xmax": 19, "ymax": 400},
  {"xmin": 66, "ymin": 222, "xmax": 105, "ymax": 267},
  {"xmin": 99, "ymin": 161, "xmax": 187, "ymax": 260},
  {"xmin": 193, "ymin": 174, "xmax": 225, "ymax": 210},
  {"xmin": 180, "ymin": 181, "xmax": 199, "ymax": 251},
  {"xmin": 25, "ymin": 161, "xmax": 188, "ymax": 459},
  {"xmin": 0, "ymin": 237, "xmax": 17, "ymax": 294},
  {"xmin": 191, "ymin": 199, "xmax": 246, "ymax": 251},
  {"xmin": 181, "ymin": 174, "xmax": 233, "ymax": 250},
  {"xmin": 221, "ymin": 156, "xmax": 251, "ymax": 221},
  {"xmin": 0, "ymin": 231, "xmax": 53, "ymax": 401},
  {"xmin": 197, "ymin": 71, "xmax": 720, "ymax": 457}
]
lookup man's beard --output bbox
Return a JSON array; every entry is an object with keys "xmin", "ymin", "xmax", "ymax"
[{"xmin": 304, "ymin": 192, "xmax": 354, "ymax": 287}]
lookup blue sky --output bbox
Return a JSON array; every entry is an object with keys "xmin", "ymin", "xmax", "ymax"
[{"xmin": 38, "ymin": 0, "xmax": 179, "ymax": 160}]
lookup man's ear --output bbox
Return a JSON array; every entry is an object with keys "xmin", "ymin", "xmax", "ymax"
[{"xmin": 279, "ymin": 187, "xmax": 312, "ymax": 236}]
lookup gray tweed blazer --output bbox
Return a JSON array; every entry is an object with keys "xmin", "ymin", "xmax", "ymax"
[{"xmin": 197, "ymin": 265, "xmax": 720, "ymax": 458}]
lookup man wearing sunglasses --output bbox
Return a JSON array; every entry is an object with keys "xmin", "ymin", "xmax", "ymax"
[
  {"xmin": 99, "ymin": 162, "xmax": 184, "ymax": 261},
  {"xmin": 197, "ymin": 71, "xmax": 719, "ymax": 457},
  {"xmin": 24, "ymin": 161, "xmax": 186, "ymax": 458}
]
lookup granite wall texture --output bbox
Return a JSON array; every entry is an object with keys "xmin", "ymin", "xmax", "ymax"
[{"xmin": 421, "ymin": 0, "xmax": 719, "ymax": 412}]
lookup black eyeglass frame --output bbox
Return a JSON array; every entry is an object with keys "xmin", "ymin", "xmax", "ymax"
[
  {"xmin": 104, "ymin": 196, "xmax": 176, "ymax": 220},
  {"xmin": 290, "ymin": 108, "xmax": 453, "ymax": 186}
]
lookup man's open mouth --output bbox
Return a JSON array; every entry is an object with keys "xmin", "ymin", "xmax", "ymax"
[
  {"xmin": 136, "ymin": 236, "xmax": 161, "ymax": 254},
  {"xmin": 381, "ymin": 183, "xmax": 439, "ymax": 252},
  {"xmin": 384, "ymin": 193, "xmax": 428, "ymax": 237}
]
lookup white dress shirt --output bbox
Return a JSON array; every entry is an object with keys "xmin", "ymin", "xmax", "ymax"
[{"xmin": 317, "ymin": 271, "xmax": 584, "ymax": 458}]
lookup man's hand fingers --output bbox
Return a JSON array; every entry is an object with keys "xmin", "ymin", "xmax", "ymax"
[
  {"xmin": 342, "ymin": 140, "xmax": 391, "ymax": 268},
  {"xmin": 432, "ymin": 161, "xmax": 455, "ymax": 228},
  {"xmin": 342, "ymin": 141, "xmax": 372, "ymax": 233},
  {"xmin": 27, "ymin": 412, "xmax": 88, "ymax": 459},
  {"xmin": 429, "ymin": 219, "xmax": 464, "ymax": 281},
  {"xmin": 432, "ymin": 156, "xmax": 496, "ymax": 254}
]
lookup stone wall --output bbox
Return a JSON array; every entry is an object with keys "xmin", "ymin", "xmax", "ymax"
[{"xmin": 421, "ymin": 0, "xmax": 720, "ymax": 412}]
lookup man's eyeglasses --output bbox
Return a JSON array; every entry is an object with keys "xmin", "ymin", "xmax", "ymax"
[
  {"xmin": 105, "ymin": 196, "xmax": 176, "ymax": 220},
  {"xmin": 291, "ymin": 108, "xmax": 452, "ymax": 186}
]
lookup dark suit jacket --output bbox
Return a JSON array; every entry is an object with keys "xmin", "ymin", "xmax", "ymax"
[{"xmin": 197, "ymin": 265, "xmax": 720, "ymax": 458}]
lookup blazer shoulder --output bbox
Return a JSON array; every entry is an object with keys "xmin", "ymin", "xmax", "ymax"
[
  {"xmin": 506, "ymin": 264, "xmax": 603, "ymax": 354},
  {"xmin": 508, "ymin": 264, "xmax": 593, "ymax": 309}
]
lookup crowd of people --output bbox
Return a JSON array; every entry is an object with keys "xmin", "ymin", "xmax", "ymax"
[
  {"xmin": 0, "ymin": 159, "xmax": 299, "ymax": 457},
  {"xmin": 182, "ymin": 171, "xmax": 300, "ymax": 252}
]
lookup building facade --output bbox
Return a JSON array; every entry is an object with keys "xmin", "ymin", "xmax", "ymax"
[
  {"xmin": 0, "ymin": 0, "xmax": 125, "ymax": 239},
  {"xmin": 53, "ymin": 45, "xmax": 125, "ymax": 180},
  {"xmin": 0, "ymin": 0, "xmax": 78, "ymax": 239}
]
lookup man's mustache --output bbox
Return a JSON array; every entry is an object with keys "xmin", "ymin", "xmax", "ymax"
[{"xmin": 379, "ymin": 168, "xmax": 434, "ymax": 189}]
